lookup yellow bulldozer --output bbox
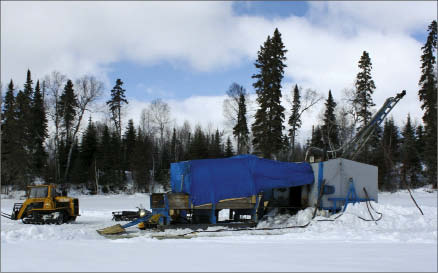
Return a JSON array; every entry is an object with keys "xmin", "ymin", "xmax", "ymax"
[{"xmin": 1, "ymin": 184, "xmax": 80, "ymax": 224}]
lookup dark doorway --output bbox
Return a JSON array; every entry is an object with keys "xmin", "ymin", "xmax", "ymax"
[{"xmin": 288, "ymin": 186, "xmax": 302, "ymax": 213}]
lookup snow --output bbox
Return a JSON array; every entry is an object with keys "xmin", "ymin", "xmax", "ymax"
[{"xmin": 1, "ymin": 189, "xmax": 437, "ymax": 272}]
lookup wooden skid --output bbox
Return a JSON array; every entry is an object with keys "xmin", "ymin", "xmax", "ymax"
[
  {"xmin": 154, "ymin": 193, "xmax": 259, "ymax": 210},
  {"xmin": 156, "ymin": 222, "xmax": 257, "ymax": 231}
]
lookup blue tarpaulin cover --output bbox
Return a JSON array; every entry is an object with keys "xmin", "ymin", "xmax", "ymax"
[{"xmin": 170, "ymin": 154, "xmax": 314, "ymax": 206}]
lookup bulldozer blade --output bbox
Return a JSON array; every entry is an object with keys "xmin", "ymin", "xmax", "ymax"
[
  {"xmin": 1, "ymin": 212, "xmax": 12, "ymax": 219},
  {"xmin": 96, "ymin": 224, "xmax": 126, "ymax": 235}
]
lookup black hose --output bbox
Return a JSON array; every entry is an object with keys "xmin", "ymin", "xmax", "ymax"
[{"xmin": 357, "ymin": 188, "xmax": 382, "ymax": 223}]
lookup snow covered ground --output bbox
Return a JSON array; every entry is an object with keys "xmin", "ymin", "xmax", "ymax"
[{"xmin": 1, "ymin": 189, "xmax": 437, "ymax": 272}]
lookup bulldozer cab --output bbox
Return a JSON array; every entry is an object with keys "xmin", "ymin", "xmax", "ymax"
[
  {"xmin": 27, "ymin": 186, "xmax": 49, "ymax": 198},
  {"xmin": 27, "ymin": 184, "xmax": 63, "ymax": 199}
]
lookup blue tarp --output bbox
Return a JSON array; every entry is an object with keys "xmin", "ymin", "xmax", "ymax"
[{"xmin": 170, "ymin": 154, "xmax": 315, "ymax": 206}]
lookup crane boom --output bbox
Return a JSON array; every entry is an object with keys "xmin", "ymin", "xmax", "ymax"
[{"xmin": 306, "ymin": 90, "xmax": 406, "ymax": 161}]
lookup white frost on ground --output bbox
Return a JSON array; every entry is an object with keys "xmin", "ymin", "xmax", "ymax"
[{"xmin": 1, "ymin": 189, "xmax": 437, "ymax": 272}]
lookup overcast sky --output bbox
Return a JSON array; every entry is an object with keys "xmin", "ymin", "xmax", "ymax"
[{"xmin": 1, "ymin": 1, "xmax": 436, "ymax": 144}]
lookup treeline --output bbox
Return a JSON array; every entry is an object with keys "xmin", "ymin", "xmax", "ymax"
[
  {"xmin": 1, "ymin": 21, "xmax": 436, "ymax": 193},
  {"xmin": 1, "ymin": 72, "xmax": 236, "ymax": 193},
  {"xmin": 224, "ymin": 22, "xmax": 437, "ymax": 191}
]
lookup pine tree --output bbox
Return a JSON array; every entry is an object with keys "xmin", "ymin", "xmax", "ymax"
[
  {"xmin": 415, "ymin": 125, "xmax": 425, "ymax": 159},
  {"xmin": 97, "ymin": 125, "xmax": 113, "ymax": 187},
  {"xmin": 367, "ymin": 124, "xmax": 384, "ymax": 191},
  {"xmin": 107, "ymin": 79, "xmax": 128, "ymax": 139},
  {"xmin": 382, "ymin": 118, "xmax": 399, "ymax": 162},
  {"xmin": 207, "ymin": 133, "xmax": 214, "ymax": 158},
  {"xmin": 123, "ymin": 119, "xmax": 136, "ymax": 172},
  {"xmin": 354, "ymin": 51, "xmax": 376, "ymax": 128},
  {"xmin": 210, "ymin": 129, "xmax": 223, "ymax": 158},
  {"xmin": 321, "ymin": 90, "xmax": 339, "ymax": 152},
  {"xmin": 31, "ymin": 80, "xmax": 48, "ymax": 175},
  {"xmin": 110, "ymin": 129, "xmax": 123, "ymax": 187},
  {"xmin": 354, "ymin": 51, "xmax": 376, "ymax": 162},
  {"xmin": 310, "ymin": 125, "xmax": 324, "ymax": 149},
  {"xmin": 15, "ymin": 70, "xmax": 34, "ymax": 183},
  {"xmin": 57, "ymin": 80, "xmax": 78, "ymax": 182},
  {"xmin": 225, "ymin": 136, "xmax": 234, "ymax": 157},
  {"xmin": 132, "ymin": 131, "xmax": 153, "ymax": 192},
  {"xmin": 81, "ymin": 117, "xmax": 98, "ymax": 187},
  {"xmin": 380, "ymin": 117, "xmax": 399, "ymax": 191},
  {"xmin": 418, "ymin": 20, "xmax": 437, "ymax": 187},
  {"xmin": 158, "ymin": 139, "xmax": 171, "ymax": 189},
  {"xmin": 233, "ymin": 92, "xmax": 249, "ymax": 154},
  {"xmin": 170, "ymin": 127, "xmax": 177, "ymax": 162},
  {"xmin": 58, "ymin": 137, "xmax": 68, "ymax": 181},
  {"xmin": 288, "ymin": 84, "xmax": 301, "ymax": 157},
  {"xmin": 251, "ymin": 28, "xmax": 287, "ymax": 159},
  {"xmin": 189, "ymin": 126, "xmax": 208, "ymax": 160},
  {"xmin": 68, "ymin": 138, "xmax": 82, "ymax": 185},
  {"xmin": 58, "ymin": 80, "xmax": 78, "ymax": 141},
  {"xmin": 22, "ymin": 70, "xmax": 34, "ymax": 147},
  {"xmin": 400, "ymin": 114, "xmax": 421, "ymax": 188},
  {"xmin": 1, "ymin": 80, "xmax": 21, "ymax": 185},
  {"xmin": 17, "ymin": 70, "xmax": 33, "ymax": 148}
]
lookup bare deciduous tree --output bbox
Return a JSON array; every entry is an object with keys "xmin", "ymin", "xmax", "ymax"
[
  {"xmin": 149, "ymin": 98, "xmax": 171, "ymax": 147},
  {"xmin": 44, "ymin": 71, "xmax": 67, "ymax": 182},
  {"xmin": 140, "ymin": 107, "xmax": 157, "ymax": 137},
  {"xmin": 337, "ymin": 88, "xmax": 361, "ymax": 145},
  {"xmin": 63, "ymin": 75, "xmax": 103, "ymax": 181},
  {"xmin": 222, "ymin": 83, "xmax": 251, "ymax": 133},
  {"xmin": 179, "ymin": 120, "xmax": 192, "ymax": 149}
]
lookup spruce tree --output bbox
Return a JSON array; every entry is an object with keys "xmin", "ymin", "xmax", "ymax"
[
  {"xmin": 189, "ymin": 126, "xmax": 208, "ymax": 160},
  {"xmin": 31, "ymin": 80, "xmax": 48, "ymax": 175},
  {"xmin": 380, "ymin": 117, "xmax": 399, "ymax": 191},
  {"xmin": 415, "ymin": 125, "xmax": 425, "ymax": 159},
  {"xmin": 58, "ymin": 80, "xmax": 78, "ymax": 140},
  {"xmin": 354, "ymin": 51, "xmax": 376, "ymax": 128},
  {"xmin": 233, "ymin": 92, "xmax": 249, "ymax": 155},
  {"xmin": 81, "ymin": 117, "xmax": 98, "ymax": 187},
  {"xmin": 288, "ymin": 84, "xmax": 301, "ymax": 157},
  {"xmin": 382, "ymin": 118, "xmax": 399, "ymax": 162},
  {"xmin": 97, "ymin": 125, "xmax": 113, "ymax": 186},
  {"xmin": 158, "ymin": 140, "xmax": 171, "ymax": 184},
  {"xmin": 321, "ymin": 90, "xmax": 339, "ymax": 153},
  {"xmin": 1, "ymin": 80, "xmax": 20, "ymax": 185},
  {"xmin": 57, "ymin": 79, "xmax": 78, "ymax": 182},
  {"xmin": 309, "ymin": 125, "xmax": 325, "ymax": 161},
  {"xmin": 418, "ymin": 20, "xmax": 437, "ymax": 187},
  {"xmin": 132, "ymin": 131, "xmax": 153, "ymax": 192},
  {"xmin": 251, "ymin": 28, "xmax": 287, "ymax": 159},
  {"xmin": 354, "ymin": 51, "xmax": 376, "ymax": 162},
  {"xmin": 107, "ymin": 79, "xmax": 128, "ymax": 139},
  {"xmin": 22, "ymin": 70, "xmax": 34, "ymax": 146},
  {"xmin": 123, "ymin": 119, "xmax": 136, "ymax": 172},
  {"xmin": 400, "ymin": 114, "xmax": 421, "ymax": 188},
  {"xmin": 15, "ymin": 70, "xmax": 34, "ymax": 183},
  {"xmin": 68, "ymin": 138, "xmax": 82, "ymax": 185},
  {"xmin": 212, "ymin": 129, "xmax": 223, "ymax": 158},
  {"xmin": 110, "ymin": 129, "xmax": 123, "ymax": 187},
  {"xmin": 19, "ymin": 71, "xmax": 34, "ymax": 147},
  {"xmin": 368, "ymin": 124, "xmax": 384, "ymax": 191},
  {"xmin": 225, "ymin": 136, "xmax": 234, "ymax": 157},
  {"xmin": 310, "ymin": 125, "xmax": 324, "ymax": 149},
  {"xmin": 170, "ymin": 128, "xmax": 177, "ymax": 162}
]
